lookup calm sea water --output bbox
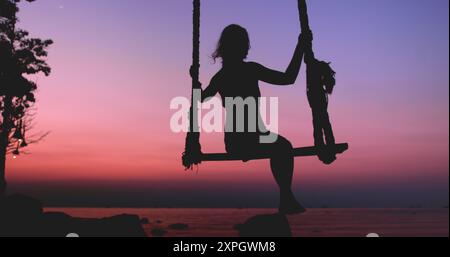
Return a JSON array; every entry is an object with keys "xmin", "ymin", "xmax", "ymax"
[{"xmin": 45, "ymin": 208, "xmax": 449, "ymax": 237}]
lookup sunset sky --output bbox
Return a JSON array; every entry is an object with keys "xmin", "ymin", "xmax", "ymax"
[{"xmin": 6, "ymin": 0, "xmax": 449, "ymax": 208}]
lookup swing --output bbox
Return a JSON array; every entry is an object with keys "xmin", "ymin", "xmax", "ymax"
[{"xmin": 182, "ymin": 0, "xmax": 349, "ymax": 169}]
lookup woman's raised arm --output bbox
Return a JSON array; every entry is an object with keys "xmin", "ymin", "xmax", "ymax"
[{"xmin": 254, "ymin": 32, "xmax": 311, "ymax": 85}]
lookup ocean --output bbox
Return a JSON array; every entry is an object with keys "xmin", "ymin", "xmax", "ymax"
[{"xmin": 45, "ymin": 208, "xmax": 449, "ymax": 237}]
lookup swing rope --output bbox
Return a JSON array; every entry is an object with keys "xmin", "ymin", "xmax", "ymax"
[
  {"xmin": 182, "ymin": 0, "xmax": 202, "ymax": 170},
  {"xmin": 298, "ymin": 0, "xmax": 315, "ymax": 65}
]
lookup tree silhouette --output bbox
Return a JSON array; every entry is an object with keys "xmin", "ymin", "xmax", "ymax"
[{"xmin": 0, "ymin": 0, "xmax": 52, "ymax": 196}]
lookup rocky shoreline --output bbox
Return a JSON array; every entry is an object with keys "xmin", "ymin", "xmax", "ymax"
[{"xmin": 0, "ymin": 194, "xmax": 146, "ymax": 237}]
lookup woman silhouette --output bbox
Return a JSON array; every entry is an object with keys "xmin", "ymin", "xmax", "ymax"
[{"xmin": 193, "ymin": 24, "xmax": 311, "ymax": 214}]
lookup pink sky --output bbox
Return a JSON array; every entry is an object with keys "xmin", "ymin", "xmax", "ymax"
[{"xmin": 5, "ymin": 0, "xmax": 449, "ymax": 207}]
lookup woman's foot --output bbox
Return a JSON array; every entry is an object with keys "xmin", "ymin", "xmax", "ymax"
[{"xmin": 279, "ymin": 192, "xmax": 306, "ymax": 215}]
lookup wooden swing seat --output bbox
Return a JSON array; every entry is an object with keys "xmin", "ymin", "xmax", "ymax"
[{"xmin": 201, "ymin": 143, "xmax": 349, "ymax": 162}]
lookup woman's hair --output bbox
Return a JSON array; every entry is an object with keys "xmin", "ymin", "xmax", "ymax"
[{"xmin": 212, "ymin": 24, "xmax": 250, "ymax": 63}]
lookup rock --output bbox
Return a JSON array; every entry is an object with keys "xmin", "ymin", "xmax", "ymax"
[
  {"xmin": 41, "ymin": 212, "xmax": 146, "ymax": 237},
  {"xmin": 235, "ymin": 213, "xmax": 292, "ymax": 237},
  {"xmin": 151, "ymin": 227, "xmax": 167, "ymax": 237},
  {"xmin": 41, "ymin": 212, "xmax": 74, "ymax": 237},
  {"xmin": 0, "ymin": 194, "xmax": 43, "ymax": 219},
  {"xmin": 140, "ymin": 217, "xmax": 150, "ymax": 225},
  {"xmin": 168, "ymin": 223, "xmax": 189, "ymax": 230},
  {"xmin": 44, "ymin": 212, "xmax": 73, "ymax": 221},
  {"xmin": 0, "ymin": 194, "xmax": 44, "ymax": 237},
  {"xmin": 0, "ymin": 194, "xmax": 146, "ymax": 237},
  {"xmin": 71, "ymin": 214, "xmax": 146, "ymax": 237}
]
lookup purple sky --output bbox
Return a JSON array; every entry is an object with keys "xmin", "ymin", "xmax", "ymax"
[{"xmin": 7, "ymin": 0, "xmax": 449, "ymax": 207}]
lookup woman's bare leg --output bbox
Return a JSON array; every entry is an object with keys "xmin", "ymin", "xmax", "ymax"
[{"xmin": 267, "ymin": 136, "xmax": 306, "ymax": 214}]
